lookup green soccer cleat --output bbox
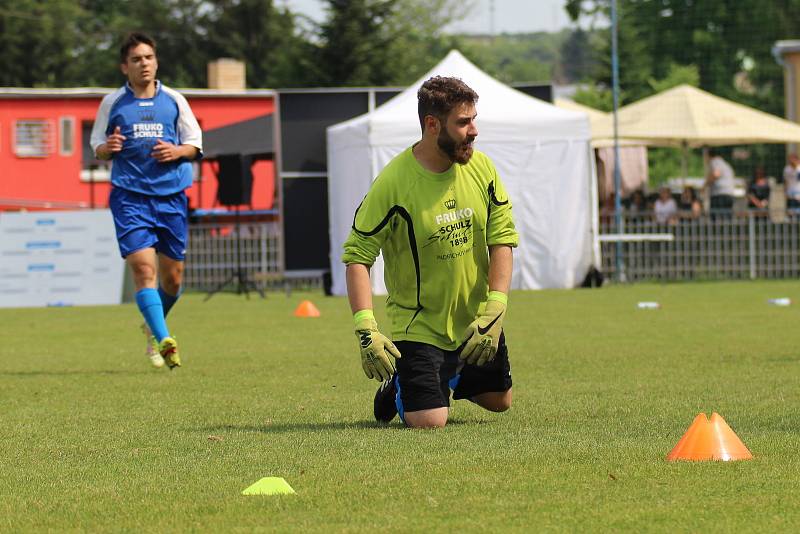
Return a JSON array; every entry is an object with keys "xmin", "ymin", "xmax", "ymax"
[
  {"xmin": 159, "ymin": 336, "xmax": 181, "ymax": 370},
  {"xmin": 141, "ymin": 323, "xmax": 165, "ymax": 368}
]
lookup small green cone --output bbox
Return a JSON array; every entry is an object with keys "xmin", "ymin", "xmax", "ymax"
[{"xmin": 242, "ymin": 477, "xmax": 296, "ymax": 496}]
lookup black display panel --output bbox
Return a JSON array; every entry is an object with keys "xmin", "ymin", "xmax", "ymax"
[
  {"xmin": 375, "ymin": 90, "xmax": 402, "ymax": 107},
  {"xmin": 216, "ymin": 155, "xmax": 253, "ymax": 206},
  {"xmin": 279, "ymin": 92, "xmax": 368, "ymax": 173},
  {"xmin": 282, "ymin": 176, "xmax": 330, "ymax": 271},
  {"xmin": 512, "ymin": 83, "xmax": 553, "ymax": 103}
]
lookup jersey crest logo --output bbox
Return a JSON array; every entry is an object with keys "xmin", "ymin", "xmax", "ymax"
[
  {"xmin": 139, "ymin": 111, "xmax": 155, "ymax": 122},
  {"xmin": 444, "ymin": 198, "xmax": 456, "ymax": 209}
]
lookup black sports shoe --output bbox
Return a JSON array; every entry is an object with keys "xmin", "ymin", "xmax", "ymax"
[{"xmin": 373, "ymin": 376, "xmax": 398, "ymax": 423}]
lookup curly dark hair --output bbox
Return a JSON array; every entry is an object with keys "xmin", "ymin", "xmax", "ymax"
[
  {"xmin": 119, "ymin": 32, "xmax": 156, "ymax": 64},
  {"xmin": 417, "ymin": 76, "xmax": 479, "ymax": 132}
]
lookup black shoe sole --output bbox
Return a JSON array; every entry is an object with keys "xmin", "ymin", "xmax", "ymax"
[{"xmin": 373, "ymin": 377, "xmax": 398, "ymax": 423}]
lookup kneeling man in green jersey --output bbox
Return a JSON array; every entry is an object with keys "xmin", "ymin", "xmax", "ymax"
[{"xmin": 342, "ymin": 76, "xmax": 519, "ymax": 428}]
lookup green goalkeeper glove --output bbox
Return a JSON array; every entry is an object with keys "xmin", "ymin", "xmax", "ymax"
[
  {"xmin": 354, "ymin": 310, "xmax": 401, "ymax": 381},
  {"xmin": 459, "ymin": 291, "xmax": 507, "ymax": 366}
]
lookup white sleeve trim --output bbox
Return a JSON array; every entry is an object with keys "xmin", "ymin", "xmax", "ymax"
[
  {"xmin": 162, "ymin": 85, "xmax": 203, "ymax": 154},
  {"xmin": 90, "ymin": 87, "xmax": 125, "ymax": 154}
]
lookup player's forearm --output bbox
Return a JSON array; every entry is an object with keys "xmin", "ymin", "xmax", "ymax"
[
  {"xmin": 177, "ymin": 144, "xmax": 199, "ymax": 160},
  {"xmin": 346, "ymin": 263, "xmax": 373, "ymax": 313},
  {"xmin": 488, "ymin": 245, "xmax": 513, "ymax": 294},
  {"xmin": 95, "ymin": 144, "xmax": 114, "ymax": 160}
]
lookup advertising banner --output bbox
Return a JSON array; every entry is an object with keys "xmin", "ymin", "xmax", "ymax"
[{"xmin": 0, "ymin": 210, "xmax": 124, "ymax": 308}]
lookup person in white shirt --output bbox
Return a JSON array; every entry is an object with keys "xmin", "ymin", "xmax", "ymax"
[
  {"xmin": 783, "ymin": 153, "xmax": 800, "ymax": 210},
  {"xmin": 704, "ymin": 149, "xmax": 735, "ymax": 213},
  {"xmin": 654, "ymin": 186, "xmax": 678, "ymax": 225}
]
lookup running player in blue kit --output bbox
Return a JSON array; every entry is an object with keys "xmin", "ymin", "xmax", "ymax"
[{"xmin": 91, "ymin": 32, "xmax": 202, "ymax": 369}]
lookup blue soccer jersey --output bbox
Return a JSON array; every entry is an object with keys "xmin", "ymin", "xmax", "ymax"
[{"xmin": 90, "ymin": 81, "xmax": 203, "ymax": 196}]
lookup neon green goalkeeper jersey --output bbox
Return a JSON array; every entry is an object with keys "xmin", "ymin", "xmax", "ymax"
[{"xmin": 342, "ymin": 146, "xmax": 519, "ymax": 350}]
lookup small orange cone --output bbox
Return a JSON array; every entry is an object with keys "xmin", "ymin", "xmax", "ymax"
[
  {"xmin": 666, "ymin": 412, "xmax": 753, "ymax": 461},
  {"xmin": 294, "ymin": 300, "xmax": 320, "ymax": 317}
]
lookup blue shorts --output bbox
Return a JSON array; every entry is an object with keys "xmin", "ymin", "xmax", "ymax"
[{"xmin": 109, "ymin": 187, "xmax": 188, "ymax": 260}]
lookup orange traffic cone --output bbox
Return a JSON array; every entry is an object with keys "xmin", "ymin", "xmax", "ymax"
[
  {"xmin": 294, "ymin": 300, "xmax": 320, "ymax": 317},
  {"xmin": 666, "ymin": 412, "xmax": 753, "ymax": 461}
]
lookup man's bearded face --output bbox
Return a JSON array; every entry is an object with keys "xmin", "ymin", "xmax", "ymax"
[{"xmin": 436, "ymin": 103, "xmax": 477, "ymax": 164}]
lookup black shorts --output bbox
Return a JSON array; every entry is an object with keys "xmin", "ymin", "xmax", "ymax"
[{"xmin": 393, "ymin": 333, "xmax": 512, "ymax": 415}]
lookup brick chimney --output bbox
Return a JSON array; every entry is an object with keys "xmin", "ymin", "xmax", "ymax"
[{"xmin": 207, "ymin": 59, "xmax": 246, "ymax": 90}]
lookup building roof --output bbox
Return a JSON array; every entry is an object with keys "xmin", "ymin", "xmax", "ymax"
[{"xmin": 773, "ymin": 40, "xmax": 800, "ymax": 64}]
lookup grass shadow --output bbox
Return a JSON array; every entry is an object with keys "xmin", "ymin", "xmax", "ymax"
[{"xmin": 199, "ymin": 418, "xmax": 473, "ymax": 434}]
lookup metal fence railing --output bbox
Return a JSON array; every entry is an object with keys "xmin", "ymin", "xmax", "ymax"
[
  {"xmin": 600, "ymin": 210, "xmax": 800, "ymax": 281},
  {"xmin": 184, "ymin": 221, "xmax": 296, "ymax": 292}
]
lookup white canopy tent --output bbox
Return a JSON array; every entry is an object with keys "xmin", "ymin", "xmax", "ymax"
[{"xmin": 326, "ymin": 50, "xmax": 597, "ymax": 295}]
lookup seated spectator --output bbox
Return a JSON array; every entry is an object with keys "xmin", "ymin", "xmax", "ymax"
[
  {"xmin": 747, "ymin": 167, "xmax": 770, "ymax": 211},
  {"xmin": 679, "ymin": 185, "xmax": 702, "ymax": 219},
  {"xmin": 627, "ymin": 189, "xmax": 647, "ymax": 214},
  {"xmin": 654, "ymin": 186, "xmax": 678, "ymax": 225}
]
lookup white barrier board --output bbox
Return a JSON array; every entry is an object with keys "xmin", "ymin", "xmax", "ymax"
[{"xmin": 0, "ymin": 210, "xmax": 124, "ymax": 308}]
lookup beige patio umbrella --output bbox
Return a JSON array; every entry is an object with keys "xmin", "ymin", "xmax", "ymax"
[
  {"xmin": 593, "ymin": 84, "xmax": 800, "ymax": 180},
  {"xmin": 595, "ymin": 84, "xmax": 800, "ymax": 147}
]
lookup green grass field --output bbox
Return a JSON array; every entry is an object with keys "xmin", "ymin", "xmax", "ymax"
[{"xmin": 3, "ymin": 281, "xmax": 800, "ymax": 531}]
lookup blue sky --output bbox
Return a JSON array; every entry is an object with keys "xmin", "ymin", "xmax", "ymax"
[{"xmin": 281, "ymin": 0, "xmax": 577, "ymax": 34}]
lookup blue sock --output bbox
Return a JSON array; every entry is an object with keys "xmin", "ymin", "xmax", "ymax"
[
  {"xmin": 136, "ymin": 288, "xmax": 169, "ymax": 342},
  {"xmin": 158, "ymin": 286, "xmax": 182, "ymax": 317}
]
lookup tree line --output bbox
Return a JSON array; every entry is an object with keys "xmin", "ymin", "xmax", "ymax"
[
  {"xmin": 567, "ymin": 0, "xmax": 800, "ymax": 116},
  {"xmin": 0, "ymin": 0, "xmax": 597, "ymax": 89},
  {"xmin": 2, "ymin": 0, "xmax": 796, "ymax": 122},
  {"xmin": 565, "ymin": 0, "xmax": 800, "ymax": 181}
]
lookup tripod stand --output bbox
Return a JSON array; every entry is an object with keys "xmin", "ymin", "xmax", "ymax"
[{"xmin": 204, "ymin": 206, "xmax": 265, "ymax": 301}]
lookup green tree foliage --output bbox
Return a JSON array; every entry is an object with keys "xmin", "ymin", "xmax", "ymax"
[
  {"xmin": 0, "ymin": 0, "xmax": 86, "ymax": 86},
  {"xmin": 377, "ymin": 0, "xmax": 468, "ymax": 85},
  {"xmin": 122, "ymin": 0, "xmax": 208, "ymax": 87},
  {"xmin": 463, "ymin": 32, "xmax": 565, "ymax": 85},
  {"xmin": 314, "ymin": 0, "xmax": 397, "ymax": 86},
  {"xmin": 559, "ymin": 28, "xmax": 595, "ymax": 83},
  {"xmin": 647, "ymin": 63, "xmax": 700, "ymax": 94},
  {"xmin": 69, "ymin": 1, "xmax": 131, "ymax": 86},
  {"xmin": 572, "ymin": 84, "xmax": 613, "ymax": 111},
  {"xmin": 0, "ymin": 0, "xmax": 320, "ymax": 88},
  {"xmin": 2, "ymin": 0, "xmax": 538, "ymax": 90},
  {"xmin": 201, "ymin": 0, "xmax": 318, "ymax": 87},
  {"xmin": 568, "ymin": 0, "xmax": 800, "ymax": 182},
  {"xmin": 566, "ymin": 0, "xmax": 800, "ymax": 112}
]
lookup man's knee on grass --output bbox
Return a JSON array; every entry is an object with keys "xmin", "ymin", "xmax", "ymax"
[
  {"xmin": 404, "ymin": 407, "xmax": 448, "ymax": 429},
  {"xmin": 472, "ymin": 388, "xmax": 512, "ymax": 412}
]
